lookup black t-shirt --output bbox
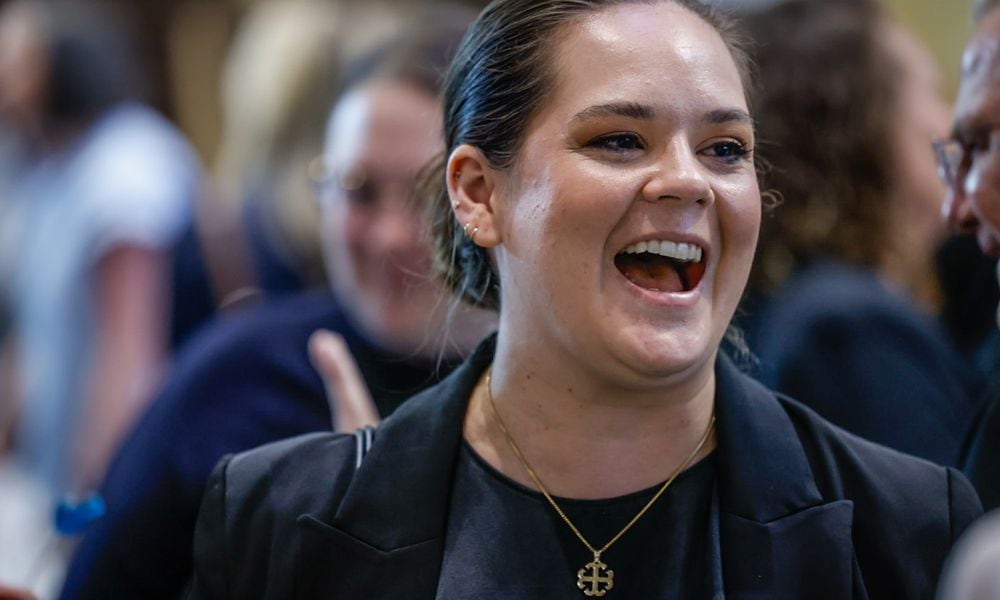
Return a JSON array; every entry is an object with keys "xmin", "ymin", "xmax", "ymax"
[{"xmin": 436, "ymin": 441, "xmax": 720, "ymax": 599}]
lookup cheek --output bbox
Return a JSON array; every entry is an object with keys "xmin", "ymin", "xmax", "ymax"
[
  {"xmin": 719, "ymin": 179, "xmax": 762, "ymax": 251},
  {"xmin": 340, "ymin": 206, "xmax": 372, "ymax": 256},
  {"xmin": 323, "ymin": 205, "xmax": 371, "ymax": 273}
]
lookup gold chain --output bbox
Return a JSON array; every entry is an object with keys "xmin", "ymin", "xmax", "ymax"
[{"xmin": 484, "ymin": 365, "xmax": 715, "ymax": 559}]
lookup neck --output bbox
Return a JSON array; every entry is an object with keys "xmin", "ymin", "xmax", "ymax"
[{"xmin": 463, "ymin": 329, "xmax": 717, "ymax": 500}]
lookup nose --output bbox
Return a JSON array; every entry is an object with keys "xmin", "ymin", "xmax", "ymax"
[
  {"xmin": 641, "ymin": 140, "xmax": 714, "ymax": 206},
  {"xmin": 942, "ymin": 184, "xmax": 980, "ymax": 235},
  {"xmin": 371, "ymin": 192, "xmax": 423, "ymax": 254}
]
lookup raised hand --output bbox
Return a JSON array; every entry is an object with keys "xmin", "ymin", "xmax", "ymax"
[{"xmin": 308, "ymin": 330, "xmax": 380, "ymax": 432}]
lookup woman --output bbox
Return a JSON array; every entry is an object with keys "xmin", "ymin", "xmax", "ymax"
[
  {"xmin": 189, "ymin": 1, "xmax": 980, "ymax": 597},
  {"xmin": 741, "ymin": 0, "xmax": 981, "ymax": 466}
]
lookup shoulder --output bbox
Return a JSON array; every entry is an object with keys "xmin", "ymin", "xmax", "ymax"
[
  {"xmin": 721, "ymin": 374, "xmax": 982, "ymax": 596},
  {"xmin": 214, "ymin": 432, "xmax": 360, "ymax": 520},
  {"xmin": 750, "ymin": 263, "xmax": 975, "ymax": 397},
  {"xmin": 778, "ymin": 395, "xmax": 981, "ymax": 542},
  {"xmin": 757, "ymin": 262, "xmax": 921, "ymax": 335},
  {"xmin": 191, "ymin": 432, "xmax": 360, "ymax": 597},
  {"xmin": 83, "ymin": 103, "xmax": 199, "ymax": 180},
  {"xmin": 77, "ymin": 103, "xmax": 199, "ymax": 211},
  {"xmin": 171, "ymin": 292, "xmax": 341, "ymax": 383},
  {"xmin": 125, "ymin": 294, "xmax": 341, "ymax": 471}
]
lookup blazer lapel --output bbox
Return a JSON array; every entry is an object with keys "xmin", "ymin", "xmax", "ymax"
[
  {"xmin": 291, "ymin": 337, "xmax": 496, "ymax": 599},
  {"xmin": 714, "ymin": 355, "xmax": 859, "ymax": 599}
]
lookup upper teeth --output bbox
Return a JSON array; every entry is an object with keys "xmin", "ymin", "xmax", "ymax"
[{"xmin": 620, "ymin": 240, "xmax": 703, "ymax": 262}]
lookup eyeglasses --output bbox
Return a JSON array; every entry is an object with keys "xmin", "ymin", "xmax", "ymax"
[
  {"xmin": 932, "ymin": 138, "xmax": 963, "ymax": 193},
  {"xmin": 932, "ymin": 125, "xmax": 1000, "ymax": 194},
  {"xmin": 308, "ymin": 155, "xmax": 371, "ymax": 205},
  {"xmin": 307, "ymin": 154, "xmax": 421, "ymax": 209}
]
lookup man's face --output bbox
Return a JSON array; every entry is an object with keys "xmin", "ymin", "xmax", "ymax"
[{"xmin": 948, "ymin": 9, "xmax": 1000, "ymax": 258}]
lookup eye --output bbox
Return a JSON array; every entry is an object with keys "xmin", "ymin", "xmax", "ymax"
[
  {"xmin": 586, "ymin": 132, "xmax": 645, "ymax": 153},
  {"xmin": 701, "ymin": 140, "xmax": 751, "ymax": 163},
  {"xmin": 344, "ymin": 182, "xmax": 377, "ymax": 206},
  {"xmin": 967, "ymin": 136, "xmax": 991, "ymax": 156}
]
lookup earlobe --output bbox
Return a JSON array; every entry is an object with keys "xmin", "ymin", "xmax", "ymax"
[{"xmin": 447, "ymin": 144, "xmax": 503, "ymax": 248}]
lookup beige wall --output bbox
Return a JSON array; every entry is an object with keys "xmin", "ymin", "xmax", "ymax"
[{"xmin": 881, "ymin": 0, "xmax": 974, "ymax": 98}]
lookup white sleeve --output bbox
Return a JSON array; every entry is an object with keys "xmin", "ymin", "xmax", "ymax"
[{"xmin": 79, "ymin": 104, "xmax": 200, "ymax": 261}]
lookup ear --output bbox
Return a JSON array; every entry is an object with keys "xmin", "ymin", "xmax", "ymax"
[{"xmin": 447, "ymin": 144, "xmax": 504, "ymax": 248}]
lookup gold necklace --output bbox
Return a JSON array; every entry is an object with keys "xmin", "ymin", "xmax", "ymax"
[{"xmin": 484, "ymin": 366, "xmax": 716, "ymax": 598}]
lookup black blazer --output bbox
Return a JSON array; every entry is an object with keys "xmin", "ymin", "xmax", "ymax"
[{"xmin": 189, "ymin": 338, "xmax": 982, "ymax": 599}]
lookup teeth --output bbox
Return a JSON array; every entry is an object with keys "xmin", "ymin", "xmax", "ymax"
[{"xmin": 620, "ymin": 240, "xmax": 703, "ymax": 262}]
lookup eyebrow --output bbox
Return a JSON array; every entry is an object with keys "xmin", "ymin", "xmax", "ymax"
[
  {"xmin": 569, "ymin": 102, "xmax": 752, "ymax": 127},
  {"xmin": 570, "ymin": 102, "xmax": 655, "ymax": 125},
  {"xmin": 703, "ymin": 108, "xmax": 753, "ymax": 126}
]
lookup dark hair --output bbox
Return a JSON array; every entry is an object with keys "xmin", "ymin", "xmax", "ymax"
[
  {"xmin": 425, "ymin": 0, "xmax": 752, "ymax": 310},
  {"xmin": 744, "ymin": 0, "xmax": 902, "ymax": 293},
  {"xmin": 42, "ymin": 0, "xmax": 144, "ymax": 125}
]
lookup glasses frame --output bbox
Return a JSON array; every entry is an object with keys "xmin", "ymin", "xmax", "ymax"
[
  {"xmin": 308, "ymin": 154, "xmax": 371, "ymax": 207},
  {"xmin": 933, "ymin": 125, "xmax": 1000, "ymax": 195},
  {"xmin": 932, "ymin": 138, "xmax": 963, "ymax": 192}
]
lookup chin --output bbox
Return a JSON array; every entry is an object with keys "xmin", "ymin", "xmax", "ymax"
[{"xmin": 609, "ymin": 327, "xmax": 715, "ymax": 384}]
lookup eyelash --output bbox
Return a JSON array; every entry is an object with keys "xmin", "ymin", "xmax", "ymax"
[
  {"xmin": 585, "ymin": 133, "xmax": 752, "ymax": 164},
  {"xmin": 587, "ymin": 132, "xmax": 645, "ymax": 153},
  {"xmin": 703, "ymin": 140, "xmax": 752, "ymax": 164}
]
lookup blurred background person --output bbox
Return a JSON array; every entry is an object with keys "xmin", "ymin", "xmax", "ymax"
[
  {"xmin": 941, "ymin": 0, "xmax": 1000, "ymax": 513},
  {"xmin": 0, "ymin": 0, "xmax": 199, "ymax": 595},
  {"xmin": 924, "ymin": 0, "xmax": 1000, "ymax": 595},
  {"xmin": 739, "ymin": 0, "xmax": 982, "ymax": 466},
  {"xmin": 0, "ymin": 0, "xmax": 198, "ymax": 492},
  {"xmin": 58, "ymin": 5, "xmax": 494, "ymax": 599},
  {"xmin": 166, "ymin": 0, "xmax": 491, "ymax": 323}
]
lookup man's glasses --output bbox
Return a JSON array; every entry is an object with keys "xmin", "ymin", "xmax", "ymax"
[
  {"xmin": 933, "ymin": 125, "xmax": 1000, "ymax": 194},
  {"xmin": 932, "ymin": 138, "xmax": 963, "ymax": 193}
]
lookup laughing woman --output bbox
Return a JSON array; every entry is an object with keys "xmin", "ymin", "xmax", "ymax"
[{"xmin": 188, "ymin": 1, "xmax": 981, "ymax": 598}]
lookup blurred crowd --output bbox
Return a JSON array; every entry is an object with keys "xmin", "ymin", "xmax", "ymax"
[{"xmin": 0, "ymin": 0, "xmax": 997, "ymax": 598}]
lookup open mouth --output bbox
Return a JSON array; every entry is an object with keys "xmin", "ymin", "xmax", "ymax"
[{"xmin": 614, "ymin": 240, "xmax": 706, "ymax": 293}]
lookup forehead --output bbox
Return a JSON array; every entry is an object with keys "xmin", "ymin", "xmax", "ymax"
[
  {"xmin": 544, "ymin": 3, "xmax": 746, "ymax": 120},
  {"xmin": 325, "ymin": 79, "xmax": 440, "ymax": 163},
  {"xmin": 955, "ymin": 15, "xmax": 1000, "ymax": 131}
]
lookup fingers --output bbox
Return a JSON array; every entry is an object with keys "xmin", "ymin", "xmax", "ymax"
[{"xmin": 308, "ymin": 330, "xmax": 380, "ymax": 432}]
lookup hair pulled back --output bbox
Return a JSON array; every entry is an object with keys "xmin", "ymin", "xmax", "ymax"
[{"xmin": 427, "ymin": 0, "xmax": 751, "ymax": 310}]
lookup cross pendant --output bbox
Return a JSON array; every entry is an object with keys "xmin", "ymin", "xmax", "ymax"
[{"xmin": 576, "ymin": 551, "xmax": 614, "ymax": 597}]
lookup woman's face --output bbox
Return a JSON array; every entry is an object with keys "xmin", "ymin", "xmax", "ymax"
[
  {"xmin": 320, "ymin": 79, "xmax": 446, "ymax": 353},
  {"xmin": 490, "ymin": 2, "xmax": 760, "ymax": 385}
]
